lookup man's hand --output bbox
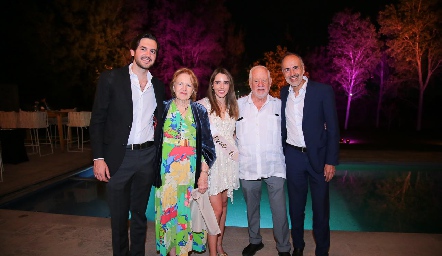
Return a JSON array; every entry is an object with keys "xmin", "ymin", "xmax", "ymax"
[
  {"xmin": 324, "ymin": 164, "xmax": 335, "ymax": 182},
  {"xmin": 93, "ymin": 159, "xmax": 111, "ymax": 182}
]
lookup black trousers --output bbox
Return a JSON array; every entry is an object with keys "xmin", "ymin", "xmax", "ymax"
[{"xmin": 106, "ymin": 145, "xmax": 156, "ymax": 256}]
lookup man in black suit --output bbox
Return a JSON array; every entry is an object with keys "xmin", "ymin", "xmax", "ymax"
[
  {"xmin": 280, "ymin": 53, "xmax": 340, "ymax": 256},
  {"xmin": 90, "ymin": 32, "xmax": 165, "ymax": 256}
]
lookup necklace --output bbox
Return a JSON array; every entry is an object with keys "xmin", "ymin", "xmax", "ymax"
[{"xmin": 175, "ymin": 99, "xmax": 190, "ymax": 115}]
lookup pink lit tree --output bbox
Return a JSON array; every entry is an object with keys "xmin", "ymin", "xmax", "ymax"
[
  {"xmin": 328, "ymin": 10, "xmax": 381, "ymax": 130},
  {"xmin": 150, "ymin": 0, "xmax": 243, "ymax": 98},
  {"xmin": 378, "ymin": 0, "xmax": 442, "ymax": 131}
]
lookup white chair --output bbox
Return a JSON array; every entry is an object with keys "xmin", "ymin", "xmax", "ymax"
[
  {"xmin": 18, "ymin": 111, "xmax": 53, "ymax": 156},
  {"xmin": 67, "ymin": 111, "xmax": 91, "ymax": 152},
  {"xmin": 47, "ymin": 115, "xmax": 59, "ymax": 145},
  {"xmin": 60, "ymin": 108, "xmax": 77, "ymax": 133}
]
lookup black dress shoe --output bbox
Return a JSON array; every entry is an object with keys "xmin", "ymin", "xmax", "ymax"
[
  {"xmin": 278, "ymin": 252, "xmax": 291, "ymax": 256},
  {"xmin": 292, "ymin": 248, "xmax": 303, "ymax": 256},
  {"xmin": 242, "ymin": 242, "xmax": 264, "ymax": 256}
]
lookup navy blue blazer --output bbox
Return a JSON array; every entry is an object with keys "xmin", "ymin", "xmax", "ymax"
[
  {"xmin": 153, "ymin": 99, "xmax": 216, "ymax": 188},
  {"xmin": 90, "ymin": 65, "xmax": 165, "ymax": 176},
  {"xmin": 281, "ymin": 80, "xmax": 340, "ymax": 172}
]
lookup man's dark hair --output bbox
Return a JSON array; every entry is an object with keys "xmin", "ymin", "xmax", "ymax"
[{"xmin": 130, "ymin": 32, "xmax": 159, "ymax": 52}]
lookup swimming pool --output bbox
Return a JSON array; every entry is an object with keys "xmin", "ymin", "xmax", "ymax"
[{"xmin": 1, "ymin": 163, "xmax": 441, "ymax": 233}]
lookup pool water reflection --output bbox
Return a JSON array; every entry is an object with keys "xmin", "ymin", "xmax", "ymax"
[
  {"xmin": 1, "ymin": 163, "xmax": 441, "ymax": 233},
  {"xmin": 331, "ymin": 163, "xmax": 442, "ymax": 233}
]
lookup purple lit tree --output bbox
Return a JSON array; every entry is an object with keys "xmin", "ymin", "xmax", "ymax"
[
  {"xmin": 328, "ymin": 10, "xmax": 381, "ymax": 130},
  {"xmin": 150, "ymin": 0, "xmax": 242, "ymax": 98},
  {"xmin": 378, "ymin": 0, "xmax": 442, "ymax": 131}
]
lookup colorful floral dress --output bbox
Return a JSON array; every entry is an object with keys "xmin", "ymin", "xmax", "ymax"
[{"xmin": 155, "ymin": 101, "xmax": 207, "ymax": 256}]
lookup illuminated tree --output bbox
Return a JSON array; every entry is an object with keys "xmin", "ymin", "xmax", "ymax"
[
  {"xmin": 20, "ymin": 0, "xmax": 242, "ymax": 105},
  {"xmin": 372, "ymin": 50, "xmax": 410, "ymax": 129},
  {"xmin": 374, "ymin": 53, "xmax": 393, "ymax": 129},
  {"xmin": 150, "ymin": 0, "xmax": 241, "ymax": 98},
  {"xmin": 252, "ymin": 45, "xmax": 288, "ymax": 98},
  {"xmin": 378, "ymin": 0, "xmax": 442, "ymax": 131},
  {"xmin": 328, "ymin": 10, "xmax": 381, "ymax": 130}
]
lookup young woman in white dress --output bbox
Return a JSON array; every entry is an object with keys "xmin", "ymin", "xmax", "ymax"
[{"xmin": 197, "ymin": 68, "xmax": 239, "ymax": 256}]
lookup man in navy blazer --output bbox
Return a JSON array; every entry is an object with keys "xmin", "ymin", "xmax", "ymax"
[
  {"xmin": 280, "ymin": 53, "xmax": 339, "ymax": 256},
  {"xmin": 90, "ymin": 32, "xmax": 165, "ymax": 256}
]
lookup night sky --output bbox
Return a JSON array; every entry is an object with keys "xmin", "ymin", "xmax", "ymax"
[
  {"xmin": 0, "ymin": 0, "xmax": 395, "ymax": 73},
  {"xmin": 225, "ymin": 0, "xmax": 394, "ymax": 62},
  {"xmin": 1, "ymin": 0, "xmax": 395, "ymax": 71}
]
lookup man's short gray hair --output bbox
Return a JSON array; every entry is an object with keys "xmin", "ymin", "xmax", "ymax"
[
  {"xmin": 249, "ymin": 65, "xmax": 271, "ymax": 81},
  {"xmin": 281, "ymin": 52, "xmax": 305, "ymax": 70}
]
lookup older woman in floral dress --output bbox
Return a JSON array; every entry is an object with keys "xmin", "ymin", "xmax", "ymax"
[{"xmin": 154, "ymin": 68, "xmax": 216, "ymax": 256}]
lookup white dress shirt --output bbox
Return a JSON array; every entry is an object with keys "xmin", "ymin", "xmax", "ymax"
[
  {"xmin": 236, "ymin": 94, "xmax": 286, "ymax": 180},
  {"xmin": 286, "ymin": 76, "xmax": 308, "ymax": 147},
  {"xmin": 127, "ymin": 63, "xmax": 157, "ymax": 144}
]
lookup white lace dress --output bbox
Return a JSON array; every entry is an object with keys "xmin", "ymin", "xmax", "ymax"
[{"xmin": 198, "ymin": 98, "xmax": 239, "ymax": 202}]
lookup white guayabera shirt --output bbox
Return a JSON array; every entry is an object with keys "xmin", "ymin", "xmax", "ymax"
[{"xmin": 236, "ymin": 93, "xmax": 286, "ymax": 180}]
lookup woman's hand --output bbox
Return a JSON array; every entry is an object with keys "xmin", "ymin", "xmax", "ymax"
[
  {"xmin": 197, "ymin": 173, "xmax": 208, "ymax": 194},
  {"xmin": 198, "ymin": 162, "xmax": 210, "ymax": 193}
]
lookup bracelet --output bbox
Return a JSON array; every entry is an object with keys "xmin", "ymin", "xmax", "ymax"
[{"xmin": 201, "ymin": 169, "xmax": 210, "ymax": 175}]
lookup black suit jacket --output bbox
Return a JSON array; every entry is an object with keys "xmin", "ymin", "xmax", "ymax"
[
  {"xmin": 281, "ymin": 80, "xmax": 340, "ymax": 172},
  {"xmin": 90, "ymin": 65, "xmax": 165, "ymax": 176}
]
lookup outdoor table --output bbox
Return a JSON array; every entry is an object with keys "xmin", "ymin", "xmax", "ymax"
[{"xmin": 47, "ymin": 110, "xmax": 68, "ymax": 152}]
